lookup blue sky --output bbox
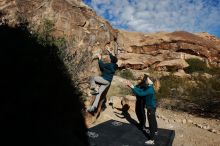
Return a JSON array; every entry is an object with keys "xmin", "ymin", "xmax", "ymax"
[{"xmin": 83, "ymin": 0, "xmax": 220, "ymax": 38}]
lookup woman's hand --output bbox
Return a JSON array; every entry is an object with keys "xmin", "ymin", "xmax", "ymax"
[{"xmin": 97, "ymin": 53, "xmax": 102, "ymax": 60}]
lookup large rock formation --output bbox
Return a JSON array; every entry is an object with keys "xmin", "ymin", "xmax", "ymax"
[
  {"xmin": 117, "ymin": 30, "xmax": 220, "ymax": 70},
  {"xmin": 0, "ymin": 0, "xmax": 118, "ymax": 125}
]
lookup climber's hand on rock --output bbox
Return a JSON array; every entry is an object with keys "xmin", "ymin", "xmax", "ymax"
[
  {"xmin": 97, "ymin": 54, "xmax": 102, "ymax": 59},
  {"xmin": 106, "ymin": 46, "xmax": 112, "ymax": 53}
]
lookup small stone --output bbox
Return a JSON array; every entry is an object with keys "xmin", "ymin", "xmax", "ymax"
[
  {"xmin": 199, "ymin": 125, "xmax": 203, "ymax": 129},
  {"xmin": 203, "ymin": 125, "xmax": 210, "ymax": 130},
  {"xmin": 192, "ymin": 122, "xmax": 197, "ymax": 125},
  {"xmin": 176, "ymin": 119, "xmax": 181, "ymax": 123},
  {"xmin": 169, "ymin": 125, "xmax": 174, "ymax": 129},
  {"xmin": 167, "ymin": 106, "xmax": 172, "ymax": 110},
  {"xmin": 187, "ymin": 119, "xmax": 193, "ymax": 123},
  {"xmin": 182, "ymin": 119, "xmax": 187, "ymax": 124},
  {"xmin": 196, "ymin": 124, "xmax": 203, "ymax": 128},
  {"xmin": 208, "ymin": 129, "xmax": 216, "ymax": 133},
  {"xmin": 169, "ymin": 119, "xmax": 174, "ymax": 123}
]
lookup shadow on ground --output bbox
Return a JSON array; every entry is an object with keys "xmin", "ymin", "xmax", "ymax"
[
  {"xmin": 88, "ymin": 104, "xmax": 175, "ymax": 146},
  {"xmin": 89, "ymin": 119, "xmax": 175, "ymax": 146}
]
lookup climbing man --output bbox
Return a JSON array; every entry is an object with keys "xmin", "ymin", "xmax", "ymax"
[{"xmin": 87, "ymin": 47, "xmax": 118, "ymax": 114}]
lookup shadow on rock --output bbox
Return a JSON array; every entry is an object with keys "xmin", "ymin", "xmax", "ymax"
[
  {"xmin": 0, "ymin": 24, "xmax": 88, "ymax": 146},
  {"xmin": 114, "ymin": 104, "xmax": 139, "ymax": 128}
]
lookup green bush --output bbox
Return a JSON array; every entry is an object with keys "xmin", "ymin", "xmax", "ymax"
[
  {"xmin": 157, "ymin": 74, "xmax": 220, "ymax": 117},
  {"xmin": 185, "ymin": 58, "xmax": 209, "ymax": 73},
  {"xmin": 210, "ymin": 77, "xmax": 220, "ymax": 91},
  {"xmin": 157, "ymin": 75, "xmax": 189, "ymax": 99},
  {"xmin": 36, "ymin": 19, "xmax": 56, "ymax": 46},
  {"xmin": 185, "ymin": 58, "xmax": 220, "ymax": 76},
  {"xmin": 117, "ymin": 69, "xmax": 135, "ymax": 80},
  {"xmin": 158, "ymin": 74, "xmax": 220, "ymax": 99},
  {"xmin": 53, "ymin": 37, "xmax": 67, "ymax": 50},
  {"xmin": 31, "ymin": 18, "xmax": 90, "ymax": 83},
  {"xmin": 209, "ymin": 65, "xmax": 220, "ymax": 75},
  {"xmin": 32, "ymin": 19, "xmax": 67, "ymax": 52},
  {"xmin": 42, "ymin": 18, "xmax": 55, "ymax": 34}
]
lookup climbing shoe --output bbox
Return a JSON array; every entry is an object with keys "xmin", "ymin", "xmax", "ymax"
[{"xmin": 90, "ymin": 90, "xmax": 99, "ymax": 95}]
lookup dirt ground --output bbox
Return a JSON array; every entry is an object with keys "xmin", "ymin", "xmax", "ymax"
[{"xmin": 89, "ymin": 101, "xmax": 220, "ymax": 146}]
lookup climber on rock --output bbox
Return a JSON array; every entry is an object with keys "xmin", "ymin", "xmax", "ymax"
[{"xmin": 87, "ymin": 47, "xmax": 118, "ymax": 113}]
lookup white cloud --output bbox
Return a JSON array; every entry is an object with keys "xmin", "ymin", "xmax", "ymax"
[{"xmin": 87, "ymin": 0, "xmax": 220, "ymax": 35}]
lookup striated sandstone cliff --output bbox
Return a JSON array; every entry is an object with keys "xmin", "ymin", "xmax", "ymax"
[{"xmin": 117, "ymin": 30, "xmax": 220, "ymax": 70}]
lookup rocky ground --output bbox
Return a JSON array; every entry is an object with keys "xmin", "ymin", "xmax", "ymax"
[{"xmin": 89, "ymin": 100, "xmax": 220, "ymax": 146}]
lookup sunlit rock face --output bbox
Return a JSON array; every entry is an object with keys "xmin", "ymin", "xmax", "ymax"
[{"xmin": 117, "ymin": 30, "xmax": 220, "ymax": 70}]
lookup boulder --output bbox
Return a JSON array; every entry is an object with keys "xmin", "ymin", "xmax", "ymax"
[
  {"xmin": 173, "ymin": 69, "xmax": 191, "ymax": 78},
  {"xmin": 117, "ymin": 30, "xmax": 220, "ymax": 67},
  {"xmin": 0, "ymin": 0, "xmax": 118, "ymax": 126},
  {"xmin": 156, "ymin": 59, "xmax": 189, "ymax": 71}
]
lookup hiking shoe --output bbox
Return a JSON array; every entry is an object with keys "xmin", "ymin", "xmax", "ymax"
[
  {"xmin": 87, "ymin": 106, "xmax": 96, "ymax": 113},
  {"xmin": 143, "ymin": 128, "xmax": 150, "ymax": 134},
  {"xmin": 90, "ymin": 86, "xmax": 95, "ymax": 90},
  {"xmin": 145, "ymin": 140, "xmax": 155, "ymax": 145},
  {"xmin": 87, "ymin": 107, "xmax": 94, "ymax": 112}
]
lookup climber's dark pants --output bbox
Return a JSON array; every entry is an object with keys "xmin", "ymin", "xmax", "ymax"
[
  {"xmin": 147, "ymin": 107, "xmax": 158, "ymax": 140},
  {"xmin": 135, "ymin": 97, "xmax": 146, "ymax": 129}
]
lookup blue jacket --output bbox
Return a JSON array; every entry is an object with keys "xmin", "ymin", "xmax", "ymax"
[
  {"xmin": 132, "ymin": 85, "xmax": 156, "ymax": 108},
  {"xmin": 98, "ymin": 53, "xmax": 118, "ymax": 82}
]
